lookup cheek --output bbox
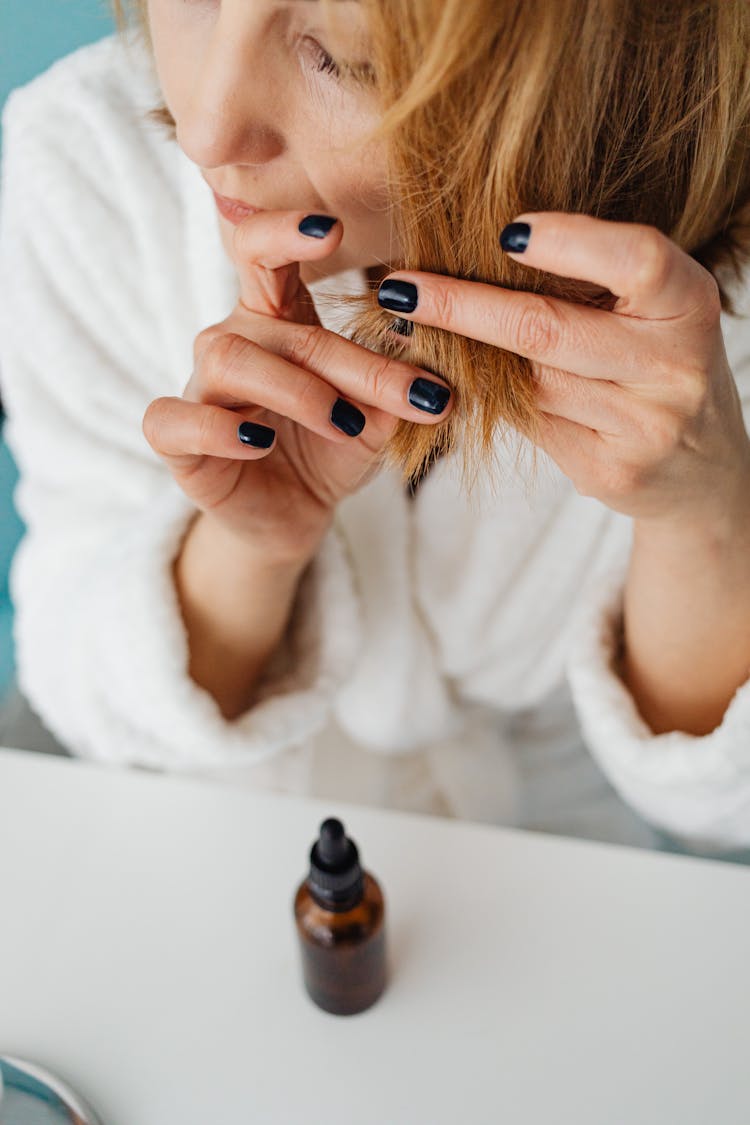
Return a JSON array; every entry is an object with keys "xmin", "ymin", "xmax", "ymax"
[
  {"xmin": 304, "ymin": 129, "xmax": 391, "ymax": 226},
  {"xmin": 146, "ymin": 0, "xmax": 201, "ymax": 113},
  {"xmin": 293, "ymin": 91, "xmax": 389, "ymax": 209},
  {"xmin": 320, "ymin": 163, "xmax": 388, "ymax": 219}
]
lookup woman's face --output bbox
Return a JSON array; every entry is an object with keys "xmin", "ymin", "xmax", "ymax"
[{"xmin": 146, "ymin": 0, "xmax": 398, "ymax": 283}]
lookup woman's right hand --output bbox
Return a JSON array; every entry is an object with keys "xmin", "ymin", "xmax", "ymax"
[{"xmin": 142, "ymin": 210, "xmax": 454, "ymax": 566}]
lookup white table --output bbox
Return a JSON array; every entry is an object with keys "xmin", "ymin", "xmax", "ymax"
[{"xmin": 0, "ymin": 746, "xmax": 748, "ymax": 1125}]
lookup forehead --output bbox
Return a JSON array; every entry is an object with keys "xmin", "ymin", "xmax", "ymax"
[
  {"xmin": 285, "ymin": 0, "xmax": 368, "ymax": 37},
  {"xmin": 280, "ymin": 0, "xmax": 368, "ymax": 41}
]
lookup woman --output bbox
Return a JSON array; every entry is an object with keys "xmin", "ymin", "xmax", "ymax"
[{"xmin": 1, "ymin": 0, "xmax": 750, "ymax": 856}]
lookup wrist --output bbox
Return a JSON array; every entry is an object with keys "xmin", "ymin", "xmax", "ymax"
[
  {"xmin": 173, "ymin": 508, "xmax": 319, "ymax": 721},
  {"xmin": 192, "ymin": 508, "xmax": 326, "ymax": 579}
]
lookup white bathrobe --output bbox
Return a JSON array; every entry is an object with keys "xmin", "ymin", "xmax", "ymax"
[{"xmin": 2, "ymin": 31, "xmax": 750, "ymax": 856}]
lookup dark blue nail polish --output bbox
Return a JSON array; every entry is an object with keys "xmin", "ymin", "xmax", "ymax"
[
  {"xmin": 388, "ymin": 317, "xmax": 414, "ymax": 337},
  {"xmin": 298, "ymin": 214, "xmax": 338, "ymax": 238},
  {"xmin": 331, "ymin": 397, "xmax": 366, "ymax": 436},
  {"xmin": 378, "ymin": 279, "xmax": 418, "ymax": 313},
  {"xmin": 499, "ymin": 221, "xmax": 531, "ymax": 253},
  {"xmin": 238, "ymin": 421, "xmax": 275, "ymax": 448},
  {"xmin": 408, "ymin": 377, "xmax": 451, "ymax": 415}
]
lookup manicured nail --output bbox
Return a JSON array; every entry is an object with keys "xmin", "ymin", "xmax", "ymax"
[
  {"xmin": 408, "ymin": 377, "xmax": 451, "ymax": 415},
  {"xmin": 330, "ymin": 397, "xmax": 366, "ymax": 436},
  {"xmin": 238, "ymin": 421, "xmax": 275, "ymax": 448},
  {"xmin": 388, "ymin": 317, "xmax": 414, "ymax": 337},
  {"xmin": 378, "ymin": 279, "xmax": 418, "ymax": 313},
  {"xmin": 499, "ymin": 221, "xmax": 531, "ymax": 253},
  {"xmin": 298, "ymin": 214, "xmax": 338, "ymax": 238}
]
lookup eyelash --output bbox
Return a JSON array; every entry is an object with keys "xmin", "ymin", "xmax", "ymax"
[
  {"xmin": 176, "ymin": 8, "xmax": 361, "ymax": 86},
  {"xmin": 306, "ymin": 37, "xmax": 342, "ymax": 80}
]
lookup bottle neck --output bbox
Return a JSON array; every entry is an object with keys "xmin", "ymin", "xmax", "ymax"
[{"xmin": 307, "ymin": 873, "xmax": 365, "ymax": 913}]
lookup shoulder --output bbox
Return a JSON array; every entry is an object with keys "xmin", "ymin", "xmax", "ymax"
[
  {"xmin": 1, "ymin": 31, "xmax": 178, "ymax": 213},
  {"xmin": 2, "ymin": 30, "xmax": 158, "ymax": 137},
  {"xmin": 0, "ymin": 30, "xmax": 199, "ymax": 326},
  {"xmin": 0, "ymin": 33, "xmax": 202, "ymax": 397}
]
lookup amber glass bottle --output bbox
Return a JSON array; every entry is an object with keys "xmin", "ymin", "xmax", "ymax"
[{"xmin": 293, "ymin": 817, "xmax": 387, "ymax": 1016}]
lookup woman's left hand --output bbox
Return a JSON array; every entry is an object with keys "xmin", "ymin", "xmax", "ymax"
[{"xmin": 376, "ymin": 211, "xmax": 750, "ymax": 523}]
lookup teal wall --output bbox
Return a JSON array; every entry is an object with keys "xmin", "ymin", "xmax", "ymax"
[
  {"xmin": 0, "ymin": 2, "xmax": 117, "ymax": 699},
  {"xmin": 1, "ymin": 1, "xmax": 116, "ymax": 140}
]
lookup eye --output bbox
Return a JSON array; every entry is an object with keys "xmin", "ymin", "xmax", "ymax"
[
  {"xmin": 302, "ymin": 35, "xmax": 376, "ymax": 87},
  {"xmin": 305, "ymin": 37, "xmax": 342, "ymax": 79}
]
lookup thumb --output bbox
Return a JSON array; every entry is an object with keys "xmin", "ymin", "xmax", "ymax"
[{"xmin": 227, "ymin": 210, "xmax": 343, "ymax": 322}]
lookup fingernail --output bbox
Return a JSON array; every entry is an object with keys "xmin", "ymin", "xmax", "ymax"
[
  {"xmin": 388, "ymin": 317, "xmax": 414, "ymax": 337},
  {"xmin": 408, "ymin": 377, "xmax": 451, "ymax": 415},
  {"xmin": 238, "ymin": 421, "xmax": 276, "ymax": 448},
  {"xmin": 499, "ymin": 221, "xmax": 531, "ymax": 253},
  {"xmin": 378, "ymin": 279, "xmax": 418, "ymax": 313},
  {"xmin": 330, "ymin": 397, "xmax": 366, "ymax": 437},
  {"xmin": 299, "ymin": 214, "xmax": 338, "ymax": 238}
]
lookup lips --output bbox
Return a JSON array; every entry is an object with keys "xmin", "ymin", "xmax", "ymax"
[{"xmin": 211, "ymin": 189, "xmax": 262, "ymax": 225}]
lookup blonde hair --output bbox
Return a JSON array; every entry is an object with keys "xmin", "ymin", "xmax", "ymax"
[{"xmin": 111, "ymin": 0, "xmax": 750, "ymax": 498}]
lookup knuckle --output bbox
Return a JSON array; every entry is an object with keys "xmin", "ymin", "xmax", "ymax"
[
  {"xmin": 640, "ymin": 408, "xmax": 684, "ymax": 454},
  {"xmin": 677, "ymin": 370, "xmax": 709, "ymax": 417},
  {"xmin": 283, "ymin": 322, "xmax": 332, "ymax": 372},
  {"xmin": 203, "ymin": 331, "xmax": 248, "ymax": 370},
  {"xmin": 360, "ymin": 353, "xmax": 401, "ymax": 401},
  {"xmin": 196, "ymin": 406, "xmax": 218, "ymax": 451},
  {"xmin": 201, "ymin": 332, "xmax": 256, "ymax": 392},
  {"xmin": 649, "ymin": 349, "xmax": 707, "ymax": 404},
  {"xmin": 292, "ymin": 370, "xmax": 321, "ymax": 413},
  {"xmin": 430, "ymin": 284, "xmax": 460, "ymax": 328},
  {"xmin": 626, "ymin": 227, "xmax": 672, "ymax": 294},
  {"xmin": 514, "ymin": 299, "xmax": 562, "ymax": 358},
  {"xmin": 649, "ymin": 350, "xmax": 683, "ymax": 388},
  {"xmin": 192, "ymin": 324, "xmax": 224, "ymax": 364}
]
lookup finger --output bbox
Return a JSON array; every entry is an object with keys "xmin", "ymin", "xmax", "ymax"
[
  {"xmin": 221, "ymin": 313, "xmax": 454, "ymax": 419},
  {"xmin": 499, "ymin": 211, "xmax": 718, "ymax": 320},
  {"xmin": 376, "ymin": 269, "xmax": 668, "ymax": 383},
  {"xmin": 142, "ymin": 396, "xmax": 276, "ymax": 465},
  {"xmin": 532, "ymin": 410, "xmax": 604, "ymax": 482},
  {"xmin": 228, "ymin": 209, "xmax": 343, "ymax": 318},
  {"xmin": 530, "ymin": 366, "xmax": 634, "ymax": 435},
  {"xmin": 188, "ymin": 328, "xmax": 454, "ymax": 437}
]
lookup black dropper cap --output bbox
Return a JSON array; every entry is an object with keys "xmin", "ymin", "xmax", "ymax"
[{"xmin": 308, "ymin": 817, "xmax": 364, "ymax": 911}]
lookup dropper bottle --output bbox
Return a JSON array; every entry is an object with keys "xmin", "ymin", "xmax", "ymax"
[{"xmin": 293, "ymin": 817, "xmax": 387, "ymax": 1015}]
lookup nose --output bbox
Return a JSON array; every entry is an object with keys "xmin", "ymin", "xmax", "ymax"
[{"xmin": 176, "ymin": 13, "xmax": 286, "ymax": 169}]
